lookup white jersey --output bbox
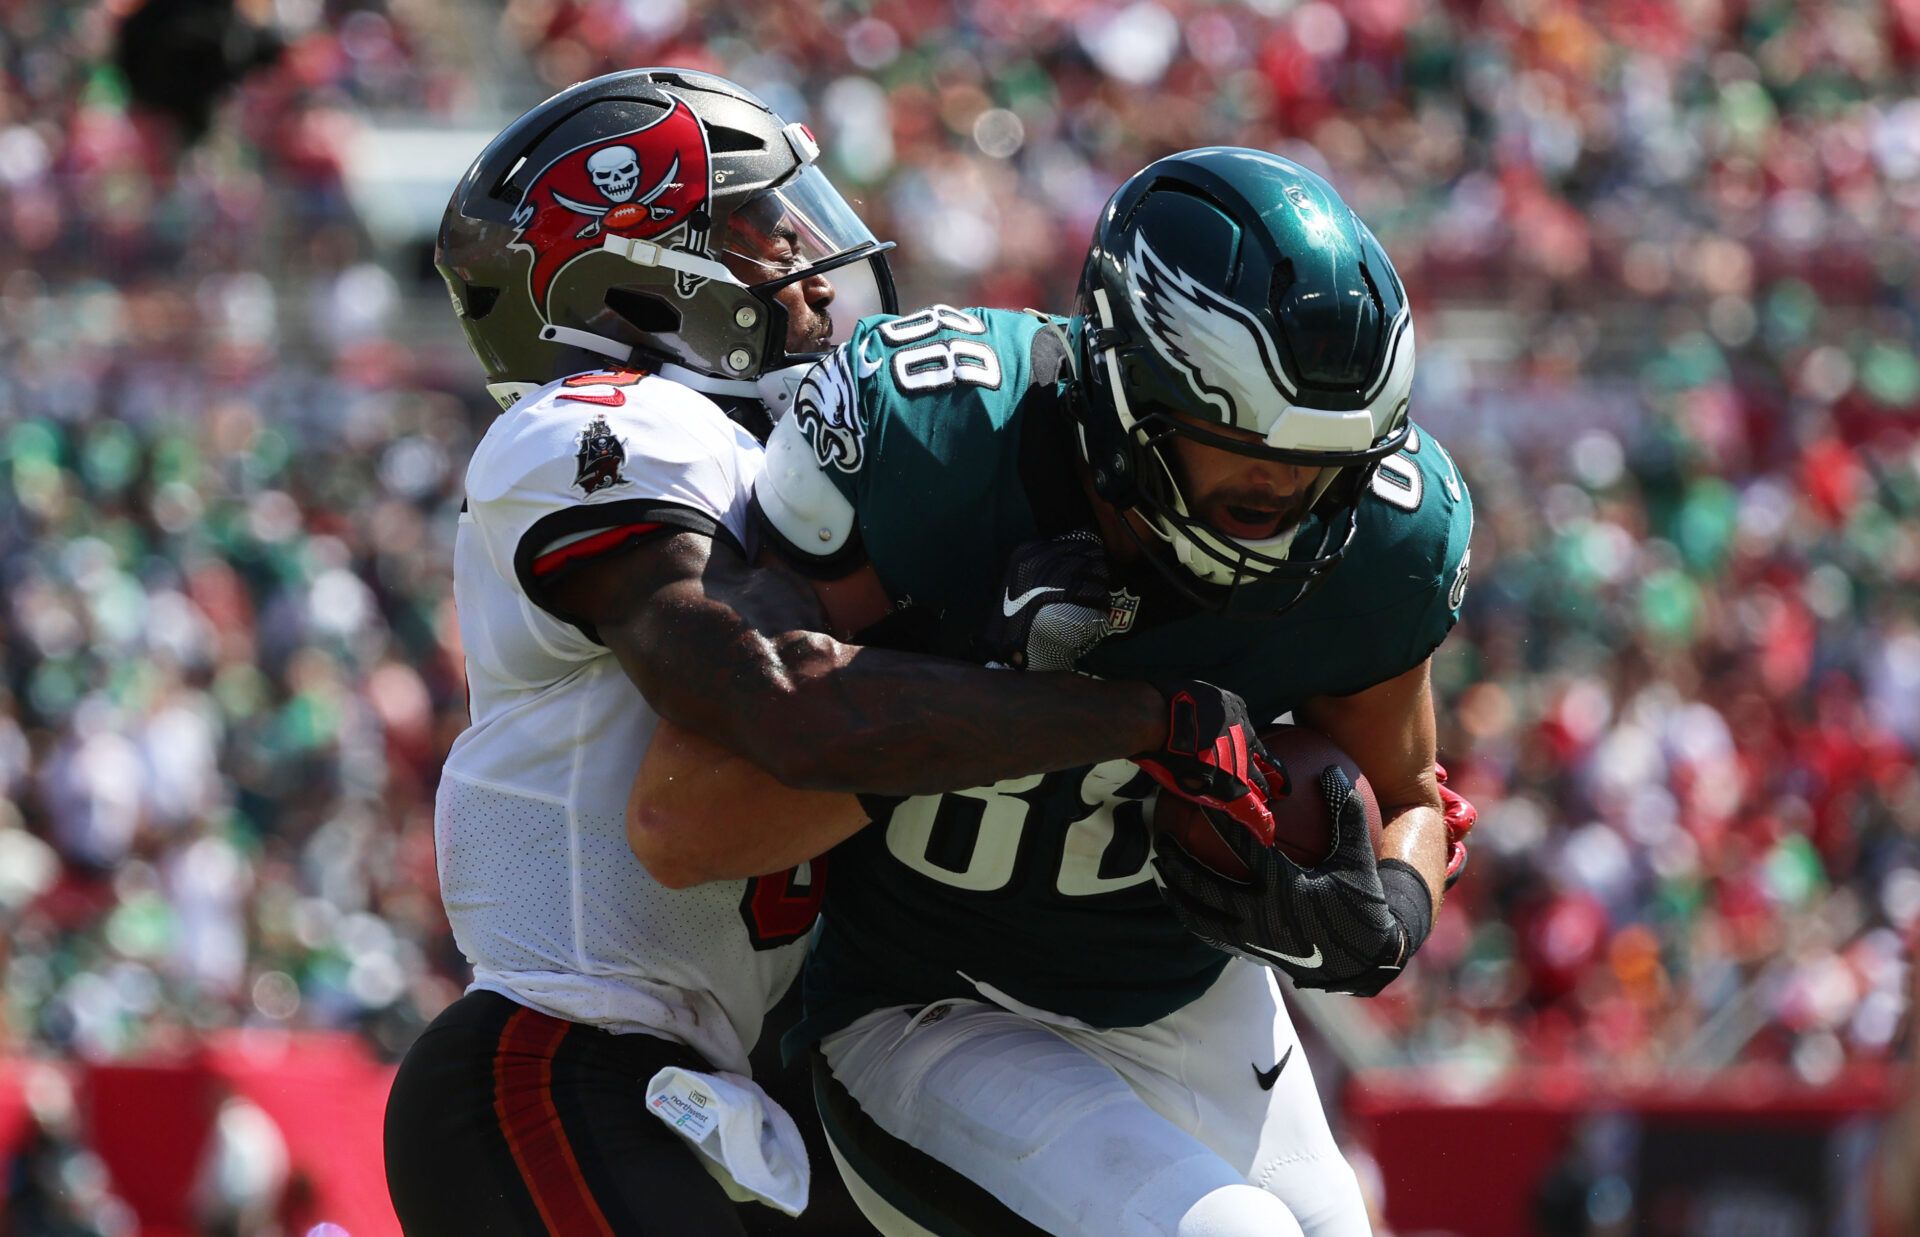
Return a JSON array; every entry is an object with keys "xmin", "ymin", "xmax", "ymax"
[{"xmin": 437, "ymin": 368, "xmax": 821, "ymax": 1075}]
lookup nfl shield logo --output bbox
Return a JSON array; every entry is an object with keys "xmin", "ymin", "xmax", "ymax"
[{"xmin": 1106, "ymin": 588, "xmax": 1140, "ymax": 635}]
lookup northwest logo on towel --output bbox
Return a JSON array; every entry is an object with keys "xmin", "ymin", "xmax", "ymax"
[{"xmin": 649, "ymin": 1086, "xmax": 716, "ymax": 1133}]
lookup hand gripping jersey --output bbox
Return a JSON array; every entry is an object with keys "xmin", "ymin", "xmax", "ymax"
[
  {"xmin": 756, "ymin": 307, "xmax": 1473, "ymax": 1044},
  {"xmin": 442, "ymin": 368, "xmax": 823, "ymax": 1075}
]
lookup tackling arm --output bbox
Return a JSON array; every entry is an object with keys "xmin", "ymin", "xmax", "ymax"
[
  {"xmin": 544, "ymin": 530, "xmax": 1168, "ymax": 797},
  {"xmin": 619, "ymin": 533, "xmax": 1282, "ymax": 886},
  {"xmin": 627, "ymin": 716, "xmax": 868, "ymax": 888}
]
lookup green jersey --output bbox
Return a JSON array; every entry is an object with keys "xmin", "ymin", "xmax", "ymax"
[{"xmin": 758, "ymin": 306, "xmax": 1473, "ymax": 1044}]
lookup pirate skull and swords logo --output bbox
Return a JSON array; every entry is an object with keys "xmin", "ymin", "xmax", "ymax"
[
  {"xmin": 508, "ymin": 95, "xmax": 716, "ymax": 312},
  {"xmin": 557, "ymin": 145, "xmax": 678, "ymax": 237}
]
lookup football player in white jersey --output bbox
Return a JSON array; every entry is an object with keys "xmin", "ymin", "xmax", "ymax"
[{"xmin": 384, "ymin": 70, "xmax": 1284, "ymax": 1236}]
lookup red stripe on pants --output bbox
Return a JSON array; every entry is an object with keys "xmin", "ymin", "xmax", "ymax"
[{"xmin": 492, "ymin": 1007, "xmax": 617, "ymax": 1237}]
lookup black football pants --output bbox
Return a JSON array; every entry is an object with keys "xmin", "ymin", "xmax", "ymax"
[{"xmin": 384, "ymin": 989, "xmax": 749, "ymax": 1235}]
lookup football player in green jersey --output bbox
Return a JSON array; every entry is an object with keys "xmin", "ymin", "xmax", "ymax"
[{"xmin": 630, "ymin": 148, "xmax": 1474, "ymax": 1235}]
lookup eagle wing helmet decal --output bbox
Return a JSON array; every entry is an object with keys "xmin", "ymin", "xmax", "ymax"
[
  {"xmin": 1125, "ymin": 232, "xmax": 1299, "ymax": 434},
  {"xmin": 509, "ymin": 95, "xmax": 715, "ymax": 314}
]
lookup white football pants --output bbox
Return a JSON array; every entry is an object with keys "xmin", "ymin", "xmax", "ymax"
[{"xmin": 817, "ymin": 959, "xmax": 1371, "ymax": 1236}]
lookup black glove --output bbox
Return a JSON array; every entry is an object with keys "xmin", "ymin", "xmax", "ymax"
[
  {"xmin": 979, "ymin": 530, "xmax": 1118, "ymax": 671},
  {"xmin": 1154, "ymin": 764, "xmax": 1433, "ymax": 996},
  {"xmin": 1131, "ymin": 678, "xmax": 1278, "ymax": 840}
]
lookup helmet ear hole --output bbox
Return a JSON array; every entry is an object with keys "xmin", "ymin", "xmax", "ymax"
[
  {"xmin": 462, "ymin": 285, "xmax": 500, "ymax": 321},
  {"xmin": 1268, "ymin": 257, "xmax": 1296, "ymax": 307},
  {"xmin": 704, "ymin": 124, "xmax": 766, "ymax": 153},
  {"xmin": 492, "ymin": 154, "xmax": 529, "ymax": 203},
  {"xmin": 1355, "ymin": 260, "xmax": 1384, "ymax": 317},
  {"xmin": 605, "ymin": 287, "xmax": 682, "ymax": 335}
]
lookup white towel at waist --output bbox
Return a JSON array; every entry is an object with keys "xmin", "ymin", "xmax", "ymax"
[{"xmin": 645, "ymin": 1066, "xmax": 810, "ymax": 1216}]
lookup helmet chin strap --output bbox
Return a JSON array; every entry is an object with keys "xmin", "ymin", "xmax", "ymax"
[
  {"xmin": 657, "ymin": 361, "xmax": 759, "ymax": 397},
  {"xmin": 655, "ymin": 361, "xmax": 815, "ymax": 423},
  {"xmin": 1144, "ymin": 443, "xmax": 1305, "ymax": 585},
  {"xmin": 1090, "ymin": 288, "xmax": 1139, "ymax": 434},
  {"xmin": 489, "ymin": 324, "xmax": 636, "ymax": 411},
  {"xmin": 1102, "ymin": 491, "xmax": 1277, "ymax": 621},
  {"xmin": 599, "ymin": 232, "xmax": 743, "ymax": 289},
  {"xmin": 539, "ymin": 323, "xmax": 636, "ymax": 363},
  {"xmin": 1119, "ymin": 492, "xmax": 1361, "ymax": 621}
]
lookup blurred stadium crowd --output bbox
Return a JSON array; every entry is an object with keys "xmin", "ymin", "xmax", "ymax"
[{"xmin": 0, "ymin": 0, "xmax": 1916, "ymax": 1132}]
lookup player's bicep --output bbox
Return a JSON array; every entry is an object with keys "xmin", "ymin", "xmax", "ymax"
[
  {"xmin": 1297, "ymin": 659, "xmax": 1439, "ymax": 814},
  {"xmin": 521, "ymin": 499, "xmax": 727, "ymax": 632},
  {"xmin": 554, "ymin": 528, "xmax": 844, "ymax": 752},
  {"xmin": 538, "ymin": 526, "xmax": 705, "ymax": 638}
]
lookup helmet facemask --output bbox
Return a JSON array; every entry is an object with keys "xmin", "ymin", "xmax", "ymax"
[
  {"xmin": 1128, "ymin": 401, "xmax": 1376, "ymax": 587},
  {"xmin": 709, "ymin": 163, "xmax": 898, "ymax": 372}
]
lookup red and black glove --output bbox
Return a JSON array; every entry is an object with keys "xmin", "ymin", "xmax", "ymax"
[
  {"xmin": 1155, "ymin": 765, "xmax": 1432, "ymax": 996},
  {"xmin": 1435, "ymin": 762, "xmax": 1476, "ymax": 889},
  {"xmin": 1132, "ymin": 678, "xmax": 1279, "ymax": 843}
]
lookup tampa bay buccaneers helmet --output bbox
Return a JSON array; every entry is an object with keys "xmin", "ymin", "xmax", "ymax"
[
  {"xmin": 1074, "ymin": 147, "xmax": 1414, "ymax": 614},
  {"xmin": 438, "ymin": 68, "xmax": 897, "ymax": 409}
]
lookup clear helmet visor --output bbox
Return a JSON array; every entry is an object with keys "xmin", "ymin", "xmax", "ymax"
[{"xmin": 717, "ymin": 165, "xmax": 894, "ymax": 356}]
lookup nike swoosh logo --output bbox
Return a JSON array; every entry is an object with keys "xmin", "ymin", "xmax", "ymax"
[
  {"xmin": 1002, "ymin": 586, "xmax": 1063, "ymax": 617},
  {"xmin": 856, "ymin": 335, "xmax": 884, "ymax": 378},
  {"xmin": 1244, "ymin": 942, "xmax": 1322, "ymax": 970},
  {"xmin": 1252, "ymin": 1045, "xmax": 1293, "ymax": 1091}
]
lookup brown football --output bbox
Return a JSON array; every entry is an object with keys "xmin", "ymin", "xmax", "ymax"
[
  {"xmin": 1151, "ymin": 723, "xmax": 1385, "ymax": 880},
  {"xmin": 604, "ymin": 203, "xmax": 650, "ymax": 230}
]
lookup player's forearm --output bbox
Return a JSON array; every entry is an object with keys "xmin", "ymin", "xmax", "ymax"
[
  {"xmin": 610, "ymin": 533, "xmax": 1164, "ymax": 795},
  {"xmin": 627, "ymin": 720, "xmax": 866, "ymax": 887},
  {"xmin": 1378, "ymin": 801, "xmax": 1447, "ymax": 916},
  {"xmin": 699, "ymin": 629, "xmax": 1164, "ymax": 794},
  {"xmin": 1300, "ymin": 661, "xmax": 1447, "ymax": 914}
]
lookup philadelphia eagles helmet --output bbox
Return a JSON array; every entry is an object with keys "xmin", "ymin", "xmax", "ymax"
[{"xmin": 1074, "ymin": 146, "xmax": 1414, "ymax": 613}]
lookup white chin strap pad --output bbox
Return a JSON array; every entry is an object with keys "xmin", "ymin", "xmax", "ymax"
[
  {"xmin": 657, "ymin": 362, "xmax": 758, "ymax": 397},
  {"xmin": 1170, "ymin": 520, "xmax": 1297, "ymax": 587},
  {"xmin": 539, "ymin": 323, "xmax": 633, "ymax": 363},
  {"xmin": 600, "ymin": 233, "xmax": 742, "ymax": 289},
  {"xmin": 1136, "ymin": 435, "xmax": 1297, "ymax": 586}
]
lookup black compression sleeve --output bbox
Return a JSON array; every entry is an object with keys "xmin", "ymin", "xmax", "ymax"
[{"xmin": 1377, "ymin": 858, "xmax": 1434, "ymax": 961}]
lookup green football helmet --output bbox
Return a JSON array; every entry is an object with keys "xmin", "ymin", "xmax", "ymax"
[{"xmin": 1074, "ymin": 147, "xmax": 1414, "ymax": 612}]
